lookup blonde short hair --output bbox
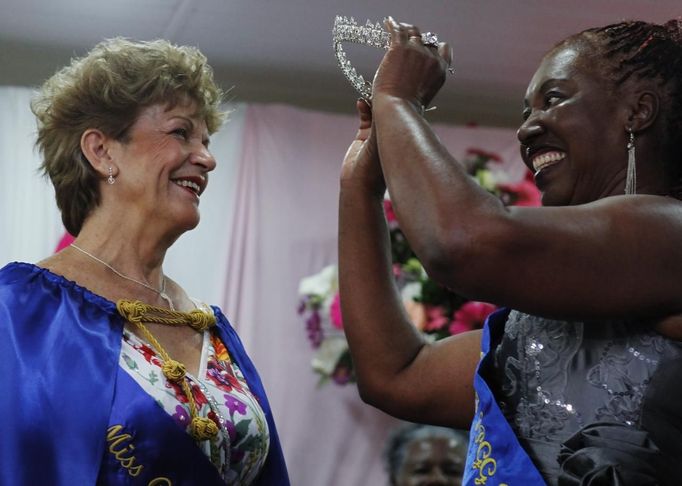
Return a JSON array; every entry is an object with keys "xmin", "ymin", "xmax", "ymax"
[{"xmin": 31, "ymin": 38, "xmax": 226, "ymax": 235}]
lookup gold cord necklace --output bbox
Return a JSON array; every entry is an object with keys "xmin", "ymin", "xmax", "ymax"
[
  {"xmin": 117, "ymin": 300, "xmax": 220, "ymax": 442},
  {"xmin": 70, "ymin": 243, "xmax": 175, "ymax": 310}
]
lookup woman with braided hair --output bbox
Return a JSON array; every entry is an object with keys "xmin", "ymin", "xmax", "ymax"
[
  {"xmin": 0, "ymin": 38, "xmax": 289, "ymax": 485},
  {"xmin": 339, "ymin": 17, "xmax": 682, "ymax": 485}
]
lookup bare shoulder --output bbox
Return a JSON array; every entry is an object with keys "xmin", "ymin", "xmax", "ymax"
[
  {"xmin": 36, "ymin": 252, "xmax": 74, "ymax": 277},
  {"xmin": 594, "ymin": 193, "xmax": 682, "ymax": 219}
]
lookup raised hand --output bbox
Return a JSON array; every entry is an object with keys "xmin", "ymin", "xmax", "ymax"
[
  {"xmin": 372, "ymin": 17, "xmax": 452, "ymax": 111},
  {"xmin": 340, "ymin": 99, "xmax": 384, "ymax": 196}
]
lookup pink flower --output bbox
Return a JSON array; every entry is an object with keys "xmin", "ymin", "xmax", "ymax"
[
  {"xmin": 330, "ymin": 292, "xmax": 343, "ymax": 329},
  {"xmin": 392, "ymin": 264, "xmax": 402, "ymax": 278},
  {"xmin": 449, "ymin": 321, "xmax": 474, "ymax": 335},
  {"xmin": 383, "ymin": 199, "xmax": 397, "ymax": 224},
  {"xmin": 498, "ymin": 174, "xmax": 542, "ymax": 207},
  {"xmin": 423, "ymin": 305, "xmax": 450, "ymax": 332},
  {"xmin": 449, "ymin": 301, "xmax": 498, "ymax": 335}
]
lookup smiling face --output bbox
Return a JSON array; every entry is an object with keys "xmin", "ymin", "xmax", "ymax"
[
  {"xmin": 108, "ymin": 101, "xmax": 216, "ymax": 235},
  {"xmin": 517, "ymin": 41, "xmax": 630, "ymax": 206},
  {"xmin": 394, "ymin": 436, "xmax": 466, "ymax": 486}
]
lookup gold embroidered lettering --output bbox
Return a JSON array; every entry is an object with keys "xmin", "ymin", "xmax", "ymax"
[
  {"xmin": 106, "ymin": 424, "xmax": 127, "ymax": 440},
  {"xmin": 148, "ymin": 478, "xmax": 172, "ymax": 486},
  {"xmin": 106, "ymin": 425, "xmax": 143, "ymax": 477},
  {"xmin": 470, "ymin": 401, "xmax": 501, "ymax": 485},
  {"xmin": 118, "ymin": 455, "xmax": 137, "ymax": 470},
  {"xmin": 114, "ymin": 443, "xmax": 134, "ymax": 460}
]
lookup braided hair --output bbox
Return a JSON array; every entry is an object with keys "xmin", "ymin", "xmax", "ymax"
[{"xmin": 560, "ymin": 20, "xmax": 682, "ymax": 171}]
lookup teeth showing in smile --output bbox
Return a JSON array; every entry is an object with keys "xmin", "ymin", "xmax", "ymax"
[
  {"xmin": 532, "ymin": 151, "xmax": 566, "ymax": 173},
  {"xmin": 173, "ymin": 179, "xmax": 201, "ymax": 194}
]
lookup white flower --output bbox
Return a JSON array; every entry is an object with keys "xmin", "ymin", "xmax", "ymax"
[
  {"xmin": 486, "ymin": 165, "xmax": 515, "ymax": 186},
  {"xmin": 311, "ymin": 335, "xmax": 349, "ymax": 376},
  {"xmin": 298, "ymin": 264, "xmax": 338, "ymax": 297},
  {"xmin": 400, "ymin": 281, "xmax": 422, "ymax": 302}
]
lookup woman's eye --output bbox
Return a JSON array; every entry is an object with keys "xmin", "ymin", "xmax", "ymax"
[
  {"xmin": 545, "ymin": 92, "xmax": 564, "ymax": 106},
  {"xmin": 172, "ymin": 128, "xmax": 189, "ymax": 139}
]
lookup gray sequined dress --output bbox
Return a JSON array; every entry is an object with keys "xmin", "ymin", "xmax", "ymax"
[{"xmin": 487, "ymin": 310, "xmax": 682, "ymax": 485}]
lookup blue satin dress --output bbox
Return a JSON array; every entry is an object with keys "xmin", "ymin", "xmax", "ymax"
[{"xmin": 0, "ymin": 262, "xmax": 289, "ymax": 485}]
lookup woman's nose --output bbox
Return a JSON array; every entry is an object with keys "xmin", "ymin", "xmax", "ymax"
[
  {"xmin": 517, "ymin": 111, "xmax": 544, "ymax": 145},
  {"xmin": 191, "ymin": 144, "xmax": 217, "ymax": 172}
]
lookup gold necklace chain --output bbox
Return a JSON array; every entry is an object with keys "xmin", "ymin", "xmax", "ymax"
[{"xmin": 70, "ymin": 243, "xmax": 175, "ymax": 310}]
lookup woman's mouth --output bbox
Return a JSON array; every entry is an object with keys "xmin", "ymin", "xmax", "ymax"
[
  {"xmin": 171, "ymin": 178, "xmax": 202, "ymax": 199},
  {"xmin": 532, "ymin": 151, "xmax": 566, "ymax": 175}
]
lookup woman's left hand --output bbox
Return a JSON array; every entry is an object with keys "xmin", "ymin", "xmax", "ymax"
[
  {"xmin": 372, "ymin": 17, "xmax": 452, "ymax": 111},
  {"xmin": 340, "ymin": 99, "xmax": 384, "ymax": 196}
]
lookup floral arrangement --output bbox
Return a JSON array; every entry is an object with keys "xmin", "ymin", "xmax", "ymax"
[{"xmin": 298, "ymin": 148, "xmax": 541, "ymax": 386}]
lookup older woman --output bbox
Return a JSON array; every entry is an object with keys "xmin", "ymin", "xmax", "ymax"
[
  {"xmin": 0, "ymin": 39, "xmax": 288, "ymax": 485},
  {"xmin": 383, "ymin": 423, "xmax": 468, "ymax": 486},
  {"xmin": 339, "ymin": 17, "xmax": 682, "ymax": 485}
]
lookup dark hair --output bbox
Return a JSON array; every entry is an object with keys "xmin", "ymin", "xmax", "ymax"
[
  {"xmin": 559, "ymin": 20, "xmax": 682, "ymax": 166},
  {"xmin": 383, "ymin": 423, "xmax": 468, "ymax": 485},
  {"xmin": 32, "ymin": 38, "xmax": 225, "ymax": 235}
]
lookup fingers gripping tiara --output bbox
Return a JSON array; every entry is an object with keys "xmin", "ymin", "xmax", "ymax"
[{"xmin": 332, "ymin": 16, "xmax": 449, "ymax": 101}]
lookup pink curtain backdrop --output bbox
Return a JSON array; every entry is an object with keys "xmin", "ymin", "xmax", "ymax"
[{"xmin": 222, "ymin": 103, "xmax": 525, "ymax": 485}]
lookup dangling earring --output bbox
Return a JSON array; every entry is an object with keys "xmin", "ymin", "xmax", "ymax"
[
  {"xmin": 625, "ymin": 128, "xmax": 636, "ymax": 195},
  {"xmin": 107, "ymin": 166, "xmax": 116, "ymax": 185}
]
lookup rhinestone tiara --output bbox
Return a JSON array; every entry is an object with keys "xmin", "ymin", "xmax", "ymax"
[{"xmin": 332, "ymin": 16, "xmax": 391, "ymax": 100}]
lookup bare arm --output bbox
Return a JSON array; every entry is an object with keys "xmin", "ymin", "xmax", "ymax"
[
  {"xmin": 338, "ymin": 100, "xmax": 479, "ymax": 428},
  {"xmin": 371, "ymin": 20, "xmax": 682, "ymax": 321}
]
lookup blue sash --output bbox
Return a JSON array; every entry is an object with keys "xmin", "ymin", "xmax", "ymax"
[
  {"xmin": 0, "ymin": 262, "xmax": 289, "ymax": 486},
  {"xmin": 463, "ymin": 309, "xmax": 547, "ymax": 486},
  {"xmin": 97, "ymin": 369, "xmax": 226, "ymax": 484}
]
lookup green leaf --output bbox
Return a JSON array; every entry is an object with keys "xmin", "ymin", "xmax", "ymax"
[
  {"xmin": 122, "ymin": 353, "xmax": 138, "ymax": 370},
  {"xmin": 234, "ymin": 418, "xmax": 252, "ymax": 438}
]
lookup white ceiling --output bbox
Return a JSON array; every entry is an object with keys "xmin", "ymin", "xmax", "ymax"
[{"xmin": 1, "ymin": 0, "xmax": 680, "ymax": 127}]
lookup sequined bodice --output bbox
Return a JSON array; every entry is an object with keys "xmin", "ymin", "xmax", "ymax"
[{"xmin": 491, "ymin": 310, "xmax": 682, "ymax": 484}]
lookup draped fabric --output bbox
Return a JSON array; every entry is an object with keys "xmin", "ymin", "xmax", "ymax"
[
  {"xmin": 0, "ymin": 262, "xmax": 289, "ymax": 485},
  {"xmin": 464, "ymin": 309, "xmax": 547, "ymax": 486},
  {"xmin": 0, "ymin": 87, "xmax": 63, "ymax": 260},
  {"xmin": 0, "ymin": 86, "xmax": 525, "ymax": 485}
]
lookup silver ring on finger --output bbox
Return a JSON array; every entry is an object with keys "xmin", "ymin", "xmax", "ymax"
[{"xmin": 420, "ymin": 32, "xmax": 439, "ymax": 48}]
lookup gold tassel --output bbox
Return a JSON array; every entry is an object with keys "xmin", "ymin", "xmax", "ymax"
[
  {"xmin": 117, "ymin": 299, "xmax": 221, "ymax": 443},
  {"xmin": 191, "ymin": 416, "xmax": 220, "ymax": 441}
]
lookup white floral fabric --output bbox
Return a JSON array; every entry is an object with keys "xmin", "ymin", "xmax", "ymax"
[{"xmin": 119, "ymin": 327, "xmax": 270, "ymax": 484}]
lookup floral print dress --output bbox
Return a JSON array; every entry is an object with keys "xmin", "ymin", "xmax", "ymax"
[{"xmin": 119, "ymin": 324, "xmax": 270, "ymax": 485}]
